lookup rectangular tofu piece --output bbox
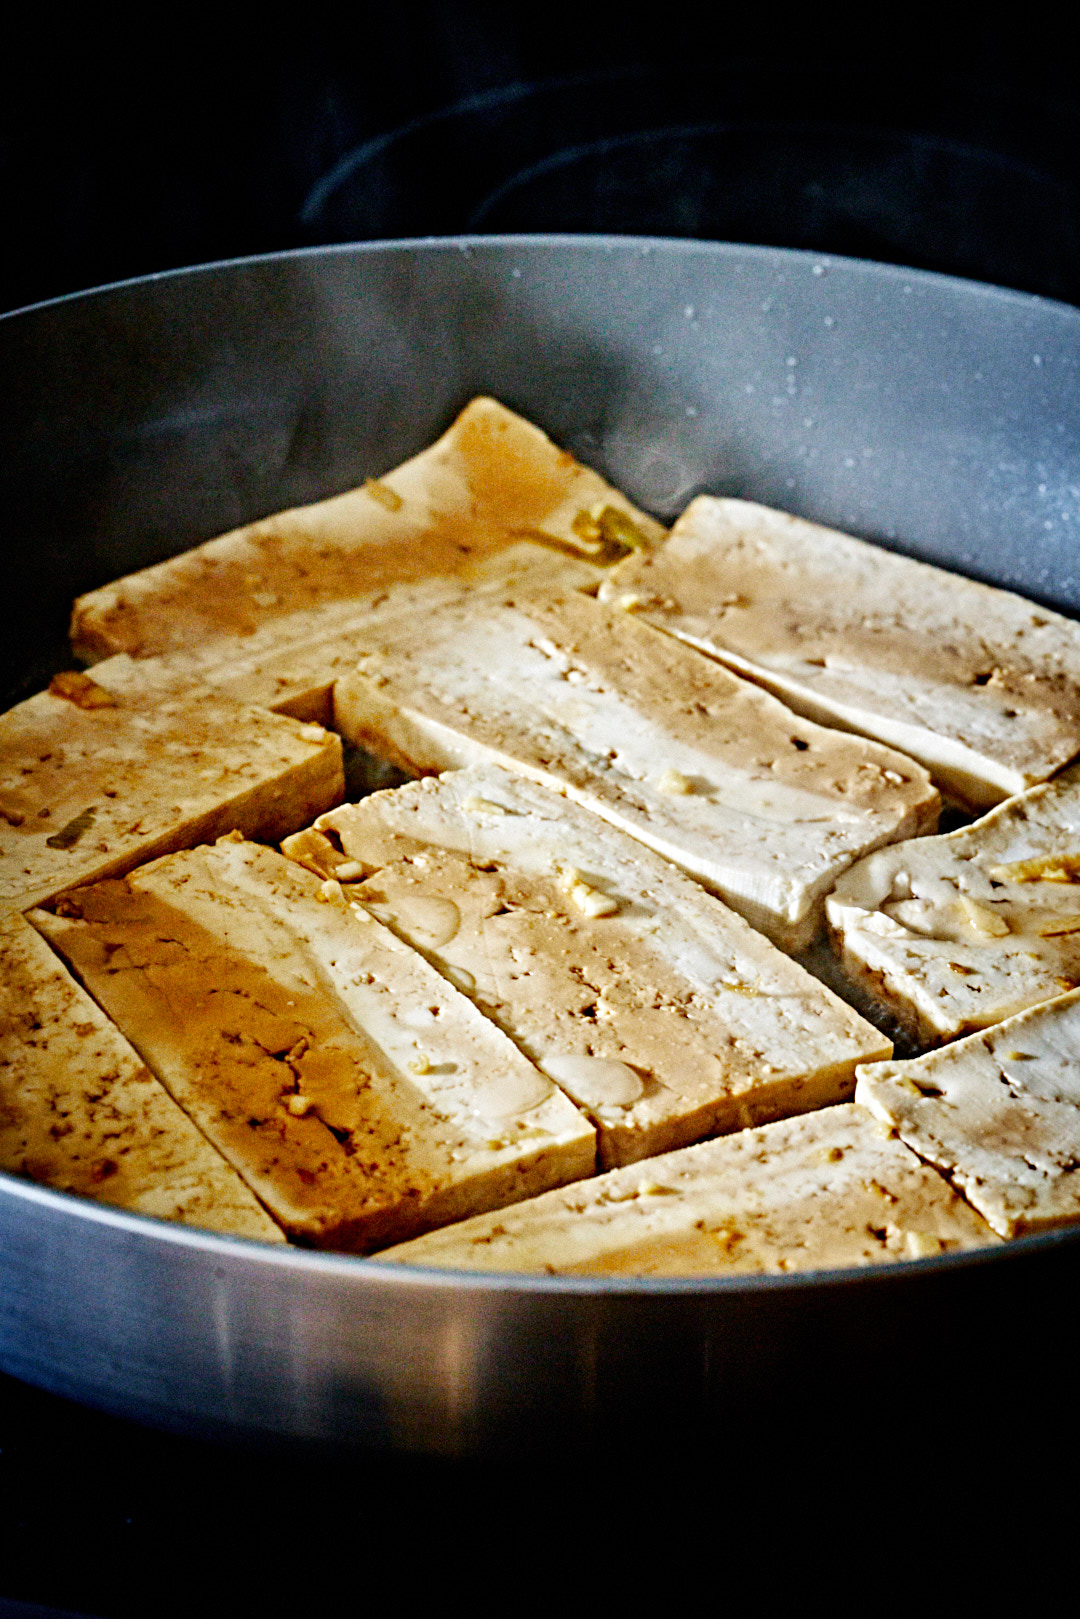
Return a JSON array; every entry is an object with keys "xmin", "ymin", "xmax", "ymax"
[
  {"xmin": 165, "ymin": 543, "xmax": 603, "ymax": 725},
  {"xmin": 856, "ymin": 990, "xmax": 1080, "ymax": 1236},
  {"xmin": 0, "ymin": 910, "xmax": 284, "ymax": 1241},
  {"xmin": 826, "ymin": 761, "xmax": 1080, "ymax": 1044},
  {"xmin": 0, "ymin": 657, "xmax": 344, "ymax": 914},
  {"xmin": 32, "ymin": 836, "xmax": 595, "ymax": 1252},
  {"xmin": 70, "ymin": 396, "xmax": 663, "ymax": 718},
  {"xmin": 600, "ymin": 496, "xmax": 1080, "ymax": 809},
  {"xmin": 380, "ymin": 1103, "xmax": 997, "ymax": 1274},
  {"xmin": 332, "ymin": 583, "xmax": 939, "ymax": 951},
  {"xmin": 283, "ymin": 767, "xmax": 892, "ymax": 1168}
]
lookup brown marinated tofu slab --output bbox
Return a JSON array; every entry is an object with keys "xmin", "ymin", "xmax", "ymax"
[
  {"xmin": 69, "ymin": 397, "xmax": 662, "ymax": 721},
  {"xmin": 0, "ymin": 655, "xmax": 343, "ymax": 914},
  {"xmin": 284, "ymin": 767, "xmax": 892, "ymax": 1170},
  {"xmin": 331, "ymin": 582, "xmax": 939, "ymax": 951},
  {"xmin": 32, "ymin": 836, "xmax": 594, "ymax": 1252},
  {"xmin": 382, "ymin": 1103, "xmax": 997, "ymax": 1274},
  {"xmin": 0, "ymin": 910, "xmax": 284, "ymax": 1240}
]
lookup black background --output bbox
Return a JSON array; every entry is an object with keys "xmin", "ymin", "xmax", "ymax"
[
  {"xmin": 5, "ymin": 7, "xmax": 1080, "ymax": 314},
  {"xmin": 2, "ymin": 8, "xmax": 1073, "ymax": 1609}
]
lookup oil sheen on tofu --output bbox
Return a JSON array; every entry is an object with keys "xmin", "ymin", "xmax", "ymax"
[
  {"xmin": 32, "ymin": 835, "xmax": 595, "ymax": 1252},
  {"xmin": 282, "ymin": 766, "xmax": 892, "ymax": 1170},
  {"xmin": 332, "ymin": 582, "xmax": 939, "ymax": 951}
]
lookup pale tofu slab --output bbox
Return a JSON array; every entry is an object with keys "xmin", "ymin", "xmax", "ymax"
[
  {"xmin": 283, "ymin": 768, "xmax": 892, "ymax": 1169},
  {"xmin": 380, "ymin": 1103, "xmax": 997, "ymax": 1274},
  {"xmin": 32, "ymin": 836, "xmax": 594, "ymax": 1252},
  {"xmin": 827, "ymin": 761, "xmax": 1080, "ymax": 1044},
  {"xmin": 856, "ymin": 990, "xmax": 1080, "ymax": 1237},
  {"xmin": 0, "ymin": 657, "xmax": 344, "ymax": 914},
  {"xmin": 160, "ymin": 543, "xmax": 604, "ymax": 725},
  {"xmin": 600, "ymin": 496, "xmax": 1080, "ymax": 809},
  {"xmin": 0, "ymin": 910, "xmax": 284, "ymax": 1241},
  {"xmin": 70, "ymin": 396, "xmax": 662, "ymax": 720},
  {"xmin": 331, "ymin": 583, "xmax": 939, "ymax": 951}
]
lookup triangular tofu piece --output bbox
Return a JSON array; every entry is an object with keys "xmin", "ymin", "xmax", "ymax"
[
  {"xmin": 1, "ymin": 910, "xmax": 283, "ymax": 1241},
  {"xmin": 380, "ymin": 1103, "xmax": 997, "ymax": 1274},
  {"xmin": 283, "ymin": 767, "xmax": 892, "ymax": 1169},
  {"xmin": 827, "ymin": 761, "xmax": 1080, "ymax": 1044},
  {"xmin": 32, "ymin": 836, "xmax": 594, "ymax": 1252},
  {"xmin": 332, "ymin": 583, "xmax": 939, "ymax": 951},
  {"xmin": 601, "ymin": 496, "xmax": 1080, "ymax": 809},
  {"xmin": 0, "ymin": 656, "xmax": 342, "ymax": 914},
  {"xmin": 70, "ymin": 397, "xmax": 662, "ymax": 719},
  {"xmin": 856, "ymin": 990, "xmax": 1080, "ymax": 1237}
]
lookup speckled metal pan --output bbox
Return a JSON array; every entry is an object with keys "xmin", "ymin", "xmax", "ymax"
[{"xmin": 2, "ymin": 237, "xmax": 1079, "ymax": 1453}]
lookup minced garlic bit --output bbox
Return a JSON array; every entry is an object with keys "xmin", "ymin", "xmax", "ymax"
[
  {"xmin": 298, "ymin": 722, "xmax": 327, "ymax": 743},
  {"xmin": 1037, "ymin": 915, "xmax": 1080, "ymax": 936},
  {"xmin": 904, "ymin": 1230, "xmax": 944, "ymax": 1259},
  {"xmin": 287, "ymin": 1094, "xmax": 312, "ymax": 1117},
  {"xmin": 335, "ymin": 860, "xmax": 366, "ymax": 882},
  {"xmin": 318, "ymin": 878, "xmax": 345, "ymax": 903},
  {"xmin": 47, "ymin": 671, "xmax": 117, "ymax": 710},
  {"xmin": 570, "ymin": 883, "xmax": 621, "ymax": 918},
  {"xmin": 407, "ymin": 1054, "xmax": 432, "ymax": 1075},
  {"xmin": 560, "ymin": 865, "xmax": 620, "ymax": 918},
  {"xmin": 988, "ymin": 852, "xmax": 1080, "ymax": 883},
  {"xmin": 958, "ymin": 895, "xmax": 1010, "ymax": 937},
  {"xmin": 462, "ymin": 796, "xmax": 507, "ymax": 815},
  {"xmin": 656, "ymin": 767, "xmax": 693, "ymax": 796},
  {"xmin": 636, "ymin": 1179, "xmax": 674, "ymax": 1197},
  {"xmin": 363, "ymin": 477, "xmax": 404, "ymax": 512}
]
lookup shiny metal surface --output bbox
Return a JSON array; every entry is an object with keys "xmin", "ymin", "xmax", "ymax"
[{"xmin": 2, "ymin": 237, "xmax": 1079, "ymax": 1452}]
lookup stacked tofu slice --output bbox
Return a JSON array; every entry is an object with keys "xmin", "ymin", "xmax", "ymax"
[
  {"xmin": 281, "ymin": 767, "xmax": 892, "ymax": 1170},
  {"xmin": 7, "ymin": 394, "xmax": 1080, "ymax": 1270}
]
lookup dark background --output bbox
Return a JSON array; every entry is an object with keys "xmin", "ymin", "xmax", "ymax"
[
  {"xmin": 4, "ymin": 8, "xmax": 1080, "ymax": 315},
  {"xmin": 2, "ymin": 9, "xmax": 1074, "ymax": 1610}
]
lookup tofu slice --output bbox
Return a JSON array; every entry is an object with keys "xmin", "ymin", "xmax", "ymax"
[
  {"xmin": 0, "ymin": 657, "xmax": 344, "ymax": 915},
  {"xmin": 283, "ymin": 768, "xmax": 892, "ymax": 1169},
  {"xmin": 158, "ymin": 543, "xmax": 603, "ymax": 725},
  {"xmin": 331, "ymin": 583, "xmax": 939, "ymax": 951},
  {"xmin": 600, "ymin": 496, "xmax": 1080, "ymax": 809},
  {"xmin": 856, "ymin": 990, "xmax": 1080, "ymax": 1237},
  {"xmin": 0, "ymin": 910, "xmax": 284, "ymax": 1241},
  {"xmin": 69, "ymin": 396, "xmax": 662, "ymax": 719},
  {"xmin": 379, "ymin": 1103, "xmax": 997, "ymax": 1274},
  {"xmin": 826, "ymin": 761, "xmax": 1080, "ymax": 1044},
  {"xmin": 31, "ymin": 836, "xmax": 595, "ymax": 1252}
]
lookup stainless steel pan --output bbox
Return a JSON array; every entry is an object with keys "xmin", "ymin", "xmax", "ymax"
[{"xmin": 3, "ymin": 237, "xmax": 1078, "ymax": 1454}]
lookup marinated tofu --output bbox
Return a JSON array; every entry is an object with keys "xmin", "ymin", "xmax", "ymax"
[
  {"xmin": 601, "ymin": 496, "xmax": 1080, "ymax": 809},
  {"xmin": 0, "ymin": 910, "xmax": 284, "ymax": 1240},
  {"xmin": 32, "ymin": 835, "xmax": 595, "ymax": 1252},
  {"xmin": 856, "ymin": 990, "xmax": 1080, "ymax": 1237},
  {"xmin": 380, "ymin": 1102, "xmax": 997, "ymax": 1273},
  {"xmin": 70, "ymin": 397, "xmax": 662, "ymax": 720},
  {"xmin": 332, "ymin": 582, "xmax": 939, "ymax": 951},
  {"xmin": 827, "ymin": 761, "xmax": 1080, "ymax": 1044},
  {"xmin": 283, "ymin": 768, "xmax": 892, "ymax": 1168},
  {"xmin": 0, "ymin": 656, "xmax": 343, "ymax": 914},
  {"xmin": 175, "ymin": 543, "xmax": 602, "ymax": 724}
]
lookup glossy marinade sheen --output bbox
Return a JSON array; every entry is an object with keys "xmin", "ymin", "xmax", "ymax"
[
  {"xmin": 283, "ymin": 766, "xmax": 892, "ymax": 1170},
  {"xmin": 32, "ymin": 835, "xmax": 595, "ymax": 1252}
]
